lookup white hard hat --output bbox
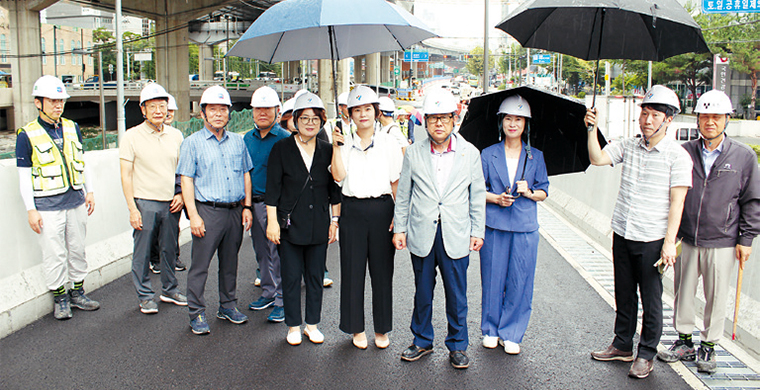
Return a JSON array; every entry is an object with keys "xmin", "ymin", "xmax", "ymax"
[
  {"xmin": 250, "ymin": 86, "xmax": 280, "ymax": 108},
  {"xmin": 347, "ymin": 85, "xmax": 379, "ymax": 109},
  {"xmin": 338, "ymin": 92, "xmax": 349, "ymax": 106},
  {"xmin": 498, "ymin": 94, "xmax": 531, "ymax": 118},
  {"xmin": 282, "ymin": 97, "xmax": 296, "ymax": 114},
  {"xmin": 200, "ymin": 85, "xmax": 232, "ymax": 107},
  {"xmin": 167, "ymin": 94, "xmax": 178, "ymax": 111},
  {"xmin": 140, "ymin": 83, "xmax": 170, "ymax": 106},
  {"xmin": 423, "ymin": 89, "xmax": 458, "ymax": 115},
  {"xmin": 378, "ymin": 96, "xmax": 395, "ymax": 112},
  {"xmin": 295, "ymin": 89, "xmax": 309, "ymax": 100},
  {"xmin": 694, "ymin": 90, "xmax": 733, "ymax": 114},
  {"xmin": 294, "ymin": 91, "xmax": 325, "ymax": 111},
  {"xmin": 32, "ymin": 75, "xmax": 70, "ymax": 99},
  {"xmin": 641, "ymin": 85, "xmax": 680, "ymax": 115}
]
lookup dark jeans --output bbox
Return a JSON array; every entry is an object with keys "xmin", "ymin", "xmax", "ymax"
[
  {"xmin": 410, "ymin": 225, "xmax": 469, "ymax": 352},
  {"xmin": 611, "ymin": 233, "xmax": 664, "ymax": 361}
]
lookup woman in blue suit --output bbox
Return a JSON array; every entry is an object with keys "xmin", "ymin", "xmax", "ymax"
[{"xmin": 480, "ymin": 95, "xmax": 549, "ymax": 355}]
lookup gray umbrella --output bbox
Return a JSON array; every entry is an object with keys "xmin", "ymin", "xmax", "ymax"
[
  {"xmin": 496, "ymin": 0, "xmax": 711, "ymax": 107},
  {"xmin": 227, "ymin": 0, "xmax": 437, "ymax": 136}
]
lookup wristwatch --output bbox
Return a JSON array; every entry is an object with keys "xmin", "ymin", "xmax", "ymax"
[{"xmin": 243, "ymin": 205, "xmax": 252, "ymax": 211}]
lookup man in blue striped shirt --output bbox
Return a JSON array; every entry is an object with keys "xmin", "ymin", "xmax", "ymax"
[{"xmin": 177, "ymin": 85, "xmax": 254, "ymax": 335}]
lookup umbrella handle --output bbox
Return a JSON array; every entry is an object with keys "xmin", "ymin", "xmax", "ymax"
[
  {"xmin": 732, "ymin": 266, "xmax": 744, "ymax": 340},
  {"xmin": 328, "ymin": 26, "xmax": 344, "ymax": 146}
]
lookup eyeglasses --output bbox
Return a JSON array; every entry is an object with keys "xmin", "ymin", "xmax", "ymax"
[
  {"xmin": 426, "ymin": 115, "xmax": 453, "ymax": 125},
  {"xmin": 299, "ymin": 116, "xmax": 321, "ymax": 125}
]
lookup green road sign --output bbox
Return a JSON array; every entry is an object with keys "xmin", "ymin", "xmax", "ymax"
[{"xmin": 394, "ymin": 66, "xmax": 401, "ymax": 76}]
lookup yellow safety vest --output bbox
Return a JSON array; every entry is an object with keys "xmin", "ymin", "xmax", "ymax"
[
  {"xmin": 397, "ymin": 119, "xmax": 409, "ymax": 138},
  {"xmin": 18, "ymin": 118, "xmax": 85, "ymax": 197}
]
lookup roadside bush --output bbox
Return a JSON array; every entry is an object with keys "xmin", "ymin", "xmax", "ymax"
[{"xmin": 749, "ymin": 144, "xmax": 760, "ymax": 164}]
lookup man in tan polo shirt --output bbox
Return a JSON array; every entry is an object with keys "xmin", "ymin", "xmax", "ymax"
[{"xmin": 120, "ymin": 83, "xmax": 187, "ymax": 314}]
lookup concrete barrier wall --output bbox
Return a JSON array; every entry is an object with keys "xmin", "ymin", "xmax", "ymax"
[
  {"xmin": 545, "ymin": 165, "xmax": 760, "ymax": 357},
  {"xmin": 0, "ymin": 149, "xmax": 189, "ymax": 339}
]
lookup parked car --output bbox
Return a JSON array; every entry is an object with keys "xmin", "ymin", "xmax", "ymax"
[{"xmin": 669, "ymin": 121, "xmax": 700, "ymax": 144}]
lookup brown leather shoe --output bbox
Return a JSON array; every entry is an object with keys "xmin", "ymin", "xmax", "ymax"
[
  {"xmin": 591, "ymin": 345, "xmax": 635, "ymax": 362},
  {"xmin": 628, "ymin": 358, "xmax": 654, "ymax": 379}
]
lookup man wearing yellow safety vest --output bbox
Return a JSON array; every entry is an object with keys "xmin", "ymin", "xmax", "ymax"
[{"xmin": 15, "ymin": 75, "xmax": 100, "ymax": 320}]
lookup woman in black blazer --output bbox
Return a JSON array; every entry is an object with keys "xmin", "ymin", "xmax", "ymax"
[{"xmin": 265, "ymin": 92, "xmax": 341, "ymax": 346}]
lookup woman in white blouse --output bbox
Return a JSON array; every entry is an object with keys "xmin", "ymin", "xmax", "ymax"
[{"xmin": 331, "ymin": 85, "xmax": 404, "ymax": 350}]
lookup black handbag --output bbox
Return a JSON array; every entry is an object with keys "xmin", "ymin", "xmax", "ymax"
[{"xmin": 277, "ymin": 174, "xmax": 311, "ymax": 230}]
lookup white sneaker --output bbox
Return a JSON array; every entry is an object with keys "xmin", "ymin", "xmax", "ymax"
[
  {"xmin": 323, "ymin": 277, "xmax": 333, "ymax": 287},
  {"xmin": 500, "ymin": 339, "xmax": 520, "ymax": 354},
  {"xmin": 287, "ymin": 328, "xmax": 302, "ymax": 345},
  {"xmin": 482, "ymin": 335, "xmax": 499, "ymax": 349},
  {"xmin": 254, "ymin": 277, "xmax": 261, "ymax": 287}
]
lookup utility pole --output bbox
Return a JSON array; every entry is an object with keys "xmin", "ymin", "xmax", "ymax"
[
  {"xmin": 116, "ymin": 0, "xmax": 126, "ymax": 141},
  {"xmin": 98, "ymin": 51, "xmax": 106, "ymax": 149},
  {"xmin": 53, "ymin": 26, "xmax": 58, "ymax": 77},
  {"xmin": 483, "ymin": 0, "xmax": 489, "ymax": 94}
]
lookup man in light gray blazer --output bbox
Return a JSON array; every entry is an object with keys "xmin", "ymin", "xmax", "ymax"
[{"xmin": 393, "ymin": 89, "xmax": 486, "ymax": 370}]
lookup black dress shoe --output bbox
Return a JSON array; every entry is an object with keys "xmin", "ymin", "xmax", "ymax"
[
  {"xmin": 449, "ymin": 351, "xmax": 470, "ymax": 369},
  {"xmin": 400, "ymin": 344, "xmax": 433, "ymax": 362}
]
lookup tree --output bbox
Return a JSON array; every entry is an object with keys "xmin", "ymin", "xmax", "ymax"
[
  {"xmin": 92, "ymin": 28, "xmax": 115, "ymax": 79},
  {"xmin": 560, "ymin": 56, "xmax": 594, "ymax": 96},
  {"xmin": 466, "ymin": 46, "xmax": 493, "ymax": 85},
  {"xmin": 652, "ymin": 53, "xmax": 712, "ymax": 109},
  {"xmin": 700, "ymin": 13, "xmax": 760, "ymax": 118}
]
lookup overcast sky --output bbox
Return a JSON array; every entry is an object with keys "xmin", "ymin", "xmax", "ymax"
[{"xmin": 411, "ymin": 0, "xmax": 521, "ymax": 52}]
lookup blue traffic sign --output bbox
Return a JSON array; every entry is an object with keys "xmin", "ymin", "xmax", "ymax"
[
  {"xmin": 532, "ymin": 54, "xmax": 551, "ymax": 64},
  {"xmin": 703, "ymin": 0, "xmax": 759, "ymax": 13},
  {"xmin": 403, "ymin": 51, "xmax": 429, "ymax": 63}
]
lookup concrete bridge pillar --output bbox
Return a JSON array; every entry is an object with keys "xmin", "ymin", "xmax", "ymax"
[
  {"xmin": 336, "ymin": 58, "xmax": 350, "ymax": 97},
  {"xmin": 198, "ymin": 43, "xmax": 214, "ymax": 81},
  {"xmin": 318, "ymin": 59, "xmax": 336, "ymax": 118},
  {"xmin": 155, "ymin": 17, "xmax": 190, "ymax": 121},
  {"xmin": 353, "ymin": 55, "xmax": 364, "ymax": 84},
  {"xmin": 3, "ymin": 0, "xmax": 53, "ymax": 129},
  {"xmin": 365, "ymin": 52, "xmax": 380, "ymax": 88},
  {"xmin": 380, "ymin": 53, "xmax": 391, "ymax": 84}
]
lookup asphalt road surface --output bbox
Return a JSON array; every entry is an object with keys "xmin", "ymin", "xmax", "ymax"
[{"xmin": 0, "ymin": 236, "xmax": 691, "ymax": 389}]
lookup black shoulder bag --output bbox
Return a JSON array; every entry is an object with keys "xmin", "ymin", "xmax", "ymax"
[{"xmin": 277, "ymin": 174, "xmax": 311, "ymax": 230}]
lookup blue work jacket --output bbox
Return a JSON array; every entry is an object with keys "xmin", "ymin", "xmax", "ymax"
[{"xmin": 481, "ymin": 141, "xmax": 549, "ymax": 233}]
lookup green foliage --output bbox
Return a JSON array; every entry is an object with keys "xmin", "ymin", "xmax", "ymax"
[
  {"xmin": 173, "ymin": 109, "xmax": 254, "ymax": 137},
  {"xmin": 748, "ymin": 144, "xmax": 760, "ymax": 163},
  {"xmin": 698, "ymin": 12, "xmax": 760, "ymax": 118},
  {"xmin": 92, "ymin": 28, "xmax": 156, "ymax": 80},
  {"xmin": 466, "ymin": 46, "xmax": 493, "ymax": 83}
]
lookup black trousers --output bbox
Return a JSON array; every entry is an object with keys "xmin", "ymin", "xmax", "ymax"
[
  {"xmin": 279, "ymin": 239, "xmax": 327, "ymax": 327},
  {"xmin": 611, "ymin": 233, "xmax": 664, "ymax": 361},
  {"xmin": 339, "ymin": 195, "xmax": 395, "ymax": 335},
  {"xmin": 186, "ymin": 203, "xmax": 243, "ymax": 319}
]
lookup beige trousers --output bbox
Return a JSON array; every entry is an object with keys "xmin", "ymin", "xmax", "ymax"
[
  {"xmin": 38, "ymin": 204, "xmax": 89, "ymax": 290},
  {"xmin": 673, "ymin": 242, "xmax": 736, "ymax": 343}
]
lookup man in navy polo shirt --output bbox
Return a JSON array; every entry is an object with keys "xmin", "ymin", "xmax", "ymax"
[{"xmin": 243, "ymin": 86, "xmax": 290, "ymax": 322}]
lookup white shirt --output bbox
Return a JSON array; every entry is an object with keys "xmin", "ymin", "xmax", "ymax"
[
  {"xmin": 506, "ymin": 157, "xmax": 519, "ymax": 188},
  {"xmin": 337, "ymin": 129, "xmax": 403, "ymax": 198},
  {"xmin": 605, "ymin": 136, "xmax": 693, "ymax": 241},
  {"xmin": 430, "ymin": 133, "xmax": 458, "ymax": 193},
  {"xmin": 380, "ymin": 122, "xmax": 410, "ymax": 149},
  {"xmin": 295, "ymin": 138, "xmax": 314, "ymax": 171}
]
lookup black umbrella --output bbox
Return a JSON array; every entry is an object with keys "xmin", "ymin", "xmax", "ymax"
[
  {"xmin": 496, "ymin": 0, "xmax": 711, "ymax": 109},
  {"xmin": 459, "ymin": 86, "xmax": 607, "ymax": 176}
]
